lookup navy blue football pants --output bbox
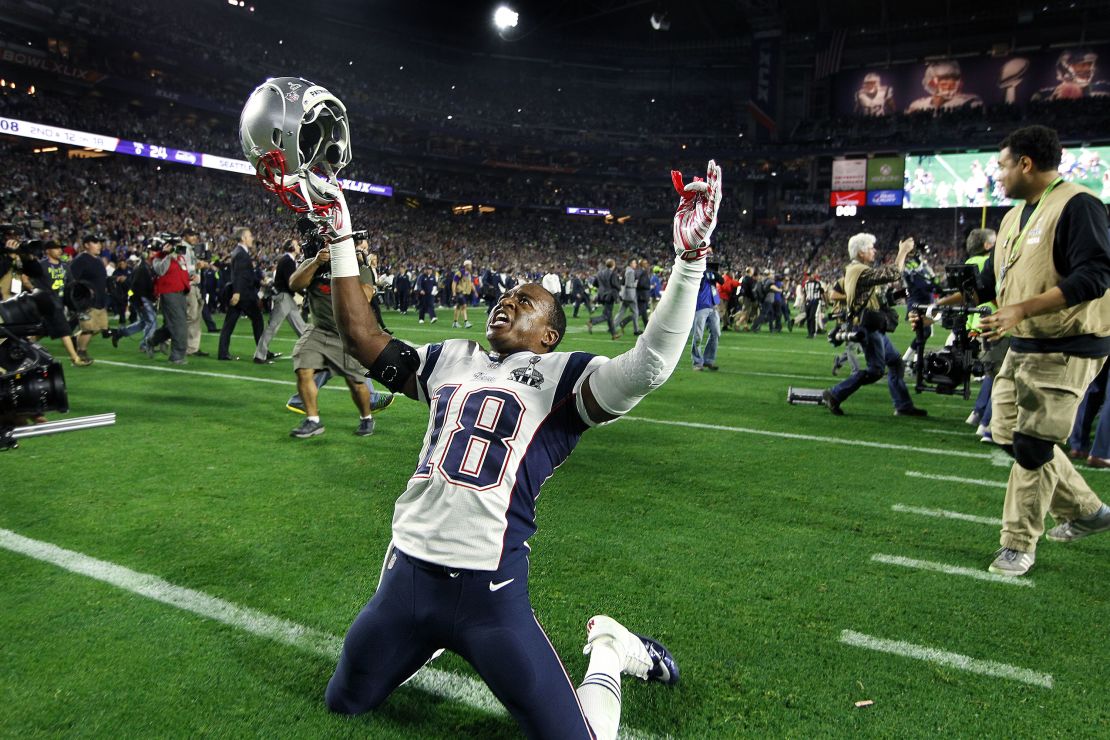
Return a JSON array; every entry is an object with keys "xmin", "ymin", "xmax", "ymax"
[{"xmin": 326, "ymin": 545, "xmax": 595, "ymax": 739}]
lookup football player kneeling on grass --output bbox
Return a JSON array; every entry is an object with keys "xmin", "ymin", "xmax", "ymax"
[{"xmin": 322, "ymin": 161, "xmax": 721, "ymax": 738}]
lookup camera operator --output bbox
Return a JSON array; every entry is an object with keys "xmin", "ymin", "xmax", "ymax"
[
  {"xmin": 963, "ymin": 228, "xmax": 1003, "ymax": 439},
  {"xmin": 69, "ymin": 234, "xmax": 109, "ymax": 364},
  {"xmin": 954, "ymin": 125, "xmax": 1110, "ymax": 576},
  {"xmin": 822, "ymin": 233, "xmax": 926, "ymax": 417},
  {"xmin": 285, "ymin": 240, "xmax": 391, "ymax": 438},
  {"xmin": 147, "ymin": 233, "xmax": 190, "ymax": 365},
  {"xmin": 177, "ymin": 228, "xmax": 214, "ymax": 358},
  {"xmin": 900, "ymin": 242, "xmax": 940, "ymax": 368}
]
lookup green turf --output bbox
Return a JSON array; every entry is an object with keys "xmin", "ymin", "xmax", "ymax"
[{"xmin": 3, "ymin": 311, "xmax": 1109, "ymax": 738}]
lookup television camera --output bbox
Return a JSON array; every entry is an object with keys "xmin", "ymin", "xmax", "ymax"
[
  {"xmin": 912, "ymin": 263, "xmax": 992, "ymax": 400},
  {"xmin": 0, "ymin": 225, "xmax": 115, "ymax": 449}
]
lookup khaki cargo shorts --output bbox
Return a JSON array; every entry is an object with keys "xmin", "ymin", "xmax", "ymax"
[
  {"xmin": 292, "ymin": 325, "xmax": 369, "ymax": 382},
  {"xmin": 79, "ymin": 307, "xmax": 109, "ymax": 333}
]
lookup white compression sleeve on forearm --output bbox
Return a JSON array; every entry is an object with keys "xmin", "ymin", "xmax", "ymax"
[
  {"xmin": 329, "ymin": 236, "xmax": 358, "ymax": 278},
  {"xmin": 587, "ymin": 256, "xmax": 705, "ymax": 416},
  {"xmin": 328, "ymin": 193, "xmax": 359, "ymax": 279}
]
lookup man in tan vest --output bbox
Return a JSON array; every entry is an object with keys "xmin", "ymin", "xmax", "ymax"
[
  {"xmin": 976, "ymin": 125, "xmax": 1110, "ymax": 576},
  {"xmin": 821, "ymin": 233, "xmax": 927, "ymax": 417}
]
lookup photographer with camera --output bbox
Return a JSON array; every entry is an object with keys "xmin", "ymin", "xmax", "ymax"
[
  {"xmin": 178, "ymin": 229, "xmax": 216, "ymax": 358},
  {"xmin": 963, "ymin": 228, "xmax": 1002, "ymax": 439},
  {"xmin": 69, "ymin": 235, "xmax": 109, "ymax": 364},
  {"xmin": 947, "ymin": 125, "xmax": 1110, "ymax": 576},
  {"xmin": 822, "ymin": 233, "xmax": 926, "ymax": 417},
  {"xmin": 900, "ymin": 242, "xmax": 940, "ymax": 369},
  {"xmin": 285, "ymin": 238, "xmax": 391, "ymax": 439},
  {"xmin": 148, "ymin": 233, "xmax": 190, "ymax": 365}
]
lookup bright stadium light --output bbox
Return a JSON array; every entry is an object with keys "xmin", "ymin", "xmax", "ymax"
[{"xmin": 494, "ymin": 6, "xmax": 519, "ymax": 30}]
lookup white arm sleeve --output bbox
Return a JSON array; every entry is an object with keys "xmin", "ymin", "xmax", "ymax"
[{"xmin": 584, "ymin": 255, "xmax": 705, "ymax": 418}]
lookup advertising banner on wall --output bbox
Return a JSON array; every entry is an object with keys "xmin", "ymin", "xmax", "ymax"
[
  {"xmin": 831, "ymin": 159, "xmax": 867, "ymax": 190},
  {"xmin": 830, "ymin": 190, "xmax": 866, "ymax": 207},
  {"xmin": 866, "ymin": 157, "xmax": 905, "ymax": 191}
]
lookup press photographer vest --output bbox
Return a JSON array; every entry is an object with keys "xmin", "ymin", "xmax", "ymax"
[
  {"xmin": 994, "ymin": 181, "xmax": 1110, "ymax": 340},
  {"xmin": 843, "ymin": 261, "xmax": 880, "ymax": 314}
]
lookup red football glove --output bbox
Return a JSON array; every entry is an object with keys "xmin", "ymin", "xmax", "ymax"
[{"xmin": 671, "ymin": 160, "xmax": 722, "ymax": 262}]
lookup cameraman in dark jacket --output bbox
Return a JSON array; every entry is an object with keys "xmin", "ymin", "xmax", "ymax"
[{"xmin": 823, "ymin": 233, "xmax": 926, "ymax": 417}]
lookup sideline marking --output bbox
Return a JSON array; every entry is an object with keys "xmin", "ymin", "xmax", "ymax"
[
  {"xmin": 0, "ymin": 528, "xmax": 654, "ymax": 739},
  {"xmin": 905, "ymin": 471, "xmax": 1006, "ymax": 488},
  {"xmin": 88, "ymin": 360, "xmax": 988, "ymax": 460},
  {"xmin": 839, "ymin": 629, "xmax": 1053, "ymax": 689},
  {"xmin": 0, "ymin": 528, "xmax": 500, "ymax": 713},
  {"xmin": 95, "ymin": 360, "xmax": 349, "ymax": 391},
  {"xmin": 626, "ymin": 417, "xmax": 994, "ymax": 460},
  {"xmin": 871, "ymin": 553, "xmax": 1032, "ymax": 587},
  {"xmin": 891, "ymin": 504, "xmax": 1001, "ymax": 527}
]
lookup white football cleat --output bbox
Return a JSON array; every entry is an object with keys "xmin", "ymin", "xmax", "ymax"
[{"xmin": 584, "ymin": 615, "xmax": 680, "ymax": 684}]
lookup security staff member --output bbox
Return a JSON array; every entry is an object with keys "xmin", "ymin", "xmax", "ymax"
[
  {"xmin": 822, "ymin": 233, "xmax": 926, "ymax": 417},
  {"xmin": 972, "ymin": 125, "xmax": 1110, "ymax": 576}
]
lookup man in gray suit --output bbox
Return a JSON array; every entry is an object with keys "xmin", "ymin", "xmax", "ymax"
[
  {"xmin": 613, "ymin": 258, "xmax": 640, "ymax": 336},
  {"xmin": 587, "ymin": 258, "xmax": 621, "ymax": 339}
]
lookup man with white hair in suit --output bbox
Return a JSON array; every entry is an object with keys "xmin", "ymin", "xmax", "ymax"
[{"xmin": 822, "ymin": 232, "xmax": 927, "ymax": 418}]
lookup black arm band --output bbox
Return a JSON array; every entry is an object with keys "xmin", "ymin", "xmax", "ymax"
[{"xmin": 366, "ymin": 338, "xmax": 420, "ymax": 394}]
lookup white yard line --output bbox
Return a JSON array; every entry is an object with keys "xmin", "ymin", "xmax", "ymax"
[
  {"xmin": 626, "ymin": 417, "xmax": 994, "ymax": 460},
  {"xmin": 0, "ymin": 527, "xmax": 653, "ymax": 739},
  {"xmin": 891, "ymin": 504, "xmax": 1001, "ymax": 526},
  {"xmin": 839, "ymin": 629, "xmax": 1053, "ymax": 689},
  {"xmin": 870, "ymin": 553, "xmax": 1032, "ymax": 587},
  {"xmin": 94, "ymin": 360, "xmax": 348, "ymax": 391},
  {"xmin": 904, "ymin": 471, "xmax": 1006, "ymax": 488},
  {"xmin": 88, "ymin": 361, "xmax": 992, "ymax": 461}
]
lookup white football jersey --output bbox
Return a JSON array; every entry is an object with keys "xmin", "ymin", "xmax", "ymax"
[{"xmin": 391, "ymin": 339, "xmax": 607, "ymax": 571}]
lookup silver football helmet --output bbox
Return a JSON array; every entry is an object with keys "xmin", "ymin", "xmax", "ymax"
[{"xmin": 239, "ymin": 77, "xmax": 351, "ymax": 213}]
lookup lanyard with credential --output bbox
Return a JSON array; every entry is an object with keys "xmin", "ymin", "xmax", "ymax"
[{"xmin": 998, "ymin": 176, "xmax": 1063, "ymax": 286}]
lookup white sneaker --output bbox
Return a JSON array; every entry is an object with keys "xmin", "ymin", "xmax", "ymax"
[
  {"xmin": 583, "ymin": 615, "xmax": 651, "ymax": 680},
  {"xmin": 452, "ymin": 322, "xmax": 459, "ymax": 328},
  {"xmin": 431, "ymin": 317, "xmax": 437, "ymax": 323},
  {"xmin": 988, "ymin": 547, "xmax": 1035, "ymax": 576},
  {"xmin": 464, "ymin": 321, "xmax": 473, "ymax": 328},
  {"xmin": 966, "ymin": 411, "xmax": 982, "ymax": 426},
  {"xmin": 1046, "ymin": 504, "xmax": 1110, "ymax": 542},
  {"xmin": 418, "ymin": 319, "xmax": 425, "ymax": 324},
  {"xmin": 976, "ymin": 423, "xmax": 990, "ymax": 438}
]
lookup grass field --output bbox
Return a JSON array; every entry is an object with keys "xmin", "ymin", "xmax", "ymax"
[{"xmin": 3, "ymin": 308, "xmax": 1109, "ymax": 738}]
